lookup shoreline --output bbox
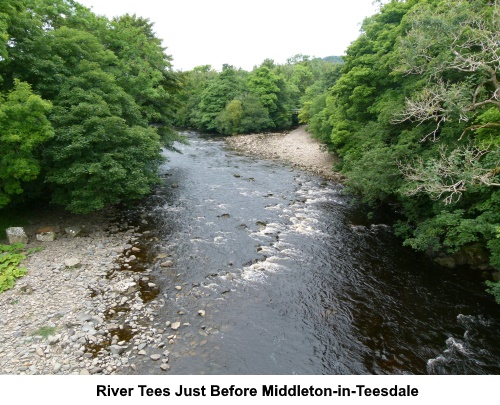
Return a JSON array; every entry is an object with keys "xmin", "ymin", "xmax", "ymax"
[
  {"xmin": 226, "ymin": 126, "xmax": 343, "ymax": 181},
  {"xmin": 0, "ymin": 207, "xmax": 172, "ymax": 375}
]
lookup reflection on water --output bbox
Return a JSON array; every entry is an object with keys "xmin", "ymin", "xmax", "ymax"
[{"xmin": 130, "ymin": 132, "xmax": 500, "ymax": 375}]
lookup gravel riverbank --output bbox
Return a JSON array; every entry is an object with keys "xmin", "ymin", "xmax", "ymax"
[
  {"xmin": 226, "ymin": 126, "xmax": 343, "ymax": 180},
  {"xmin": 0, "ymin": 208, "xmax": 173, "ymax": 375}
]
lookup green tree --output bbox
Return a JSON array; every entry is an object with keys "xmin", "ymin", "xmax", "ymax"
[
  {"xmin": 101, "ymin": 14, "xmax": 181, "ymax": 146},
  {"xmin": 0, "ymin": 0, "xmax": 180, "ymax": 213},
  {"xmin": 45, "ymin": 61, "xmax": 164, "ymax": 213},
  {"xmin": 197, "ymin": 64, "xmax": 245, "ymax": 131},
  {"xmin": 0, "ymin": 80, "xmax": 53, "ymax": 207},
  {"xmin": 247, "ymin": 64, "xmax": 280, "ymax": 125}
]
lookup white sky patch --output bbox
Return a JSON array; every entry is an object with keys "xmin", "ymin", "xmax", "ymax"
[{"xmin": 76, "ymin": 0, "xmax": 380, "ymax": 71}]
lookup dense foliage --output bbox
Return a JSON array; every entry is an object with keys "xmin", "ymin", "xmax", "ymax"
[
  {"xmin": 173, "ymin": 56, "xmax": 343, "ymax": 135},
  {"xmin": 299, "ymin": 0, "xmax": 500, "ymax": 298},
  {"xmin": 0, "ymin": 0, "xmax": 182, "ymax": 213}
]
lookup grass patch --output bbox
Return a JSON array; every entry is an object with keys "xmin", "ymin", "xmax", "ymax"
[{"xmin": 31, "ymin": 326, "xmax": 57, "ymax": 339}]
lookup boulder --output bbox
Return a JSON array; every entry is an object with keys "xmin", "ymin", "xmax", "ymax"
[{"xmin": 6, "ymin": 227, "xmax": 28, "ymax": 244}]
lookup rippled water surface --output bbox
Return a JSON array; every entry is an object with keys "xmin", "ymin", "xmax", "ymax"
[{"xmin": 131, "ymin": 132, "xmax": 500, "ymax": 375}]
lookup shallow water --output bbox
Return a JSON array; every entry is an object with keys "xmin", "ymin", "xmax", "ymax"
[{"xmin": 131, "ymin": 131, "xmax": 500, "ymax": 375}]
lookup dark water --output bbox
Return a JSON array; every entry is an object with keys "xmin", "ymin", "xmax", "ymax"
[{"xmin": 131, "ymin": 131, "xmax": 500, "ymax": 375}]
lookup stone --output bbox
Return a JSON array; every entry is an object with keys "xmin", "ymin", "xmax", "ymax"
[
  {"xmin": 198, "ymin": 310, "xmax": 206, "ymax": 317},
  {"xmin": 47, "ymin": 335, "xmax": 60, "ymax": 345},
  {"xmin": 76, "ymin": 313, "xmax": 92, "ymax": 322},
  {"xmin": 6, "ymin": 227, "xmax": 28, "ymax": 244},
  {"xmin": 170, "ymin": 322, "xmax": 181, "ymax": 331},
  {"xmin": 112, "ymin": 279, "xmax": 136, "ymax": 293},
  {"xmin": 109, "ymin": 345, "xmax": 127, "ymax": 355},
  {"xmin": 175, "ymin": 286, "xmax": 182, "ymax": 291},
  {"xmin": 160, "ymin": 260, "xmax": 174, "ymax": 268},
  {"xmin": 36, "ymin": 231, "xmax": 56, "ymax": 242},
  {"xmin": 160, "ymin": 363, "xmax": 170, "ymax": 371},
  {"xmin": 65, "ymin": 226, "xmax": 82, "ymax": 237},
  {"xmin": 150, "ymin": 354, "xmax": 161, "ymax": 361},
  {"xmin": 64, "ymin": 258, "xmax": 81, "ymax": 268}
]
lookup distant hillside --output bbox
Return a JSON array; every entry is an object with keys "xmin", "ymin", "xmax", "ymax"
[{"xmin": 321, "ymin": 55, "xmax": 344, "ymax": 63}]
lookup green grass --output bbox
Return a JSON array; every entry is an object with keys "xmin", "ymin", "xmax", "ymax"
[{"xmin": 31, "ymin": 326, "xmax": 57, "ymax": 339}]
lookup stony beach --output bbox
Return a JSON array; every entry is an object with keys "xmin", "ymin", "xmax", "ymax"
[
  {"xmin": 226, "ymin": 126, "xmax": 342, "ymax": 180},
  {"xmin": 0, "ymin": 208, "xmax": 176, "ymax": 375}
]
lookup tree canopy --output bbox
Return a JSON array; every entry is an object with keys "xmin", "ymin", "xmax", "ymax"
[
  {"xmin": 0, "ymin": 0, "xmax": 182, "ymax": 213},
  {"xmin": 173, "ymin": 55, "xmax": 343, "ymax": 135},
  {"xmin": 299, "ymin": 0, "xmax": 500, "ymax": 299}
]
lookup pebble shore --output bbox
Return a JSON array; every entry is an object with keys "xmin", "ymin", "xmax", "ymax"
[
  {"xmin": 0, "ymin": 209, "xmax": 173, "ymax": 375},
  {"xmin": 226, "ymin": 126, "xmax": 343, "ymax": 180}
]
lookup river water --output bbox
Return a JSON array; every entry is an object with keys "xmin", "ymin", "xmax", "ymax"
[{"xmin": 129, "ymin": 131, "xmax": 500, "ymax": 375}]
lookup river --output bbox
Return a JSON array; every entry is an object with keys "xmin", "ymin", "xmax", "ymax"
[{"xmin": 127, "ymin": 131, "xmax": 500, "ymax": 375}]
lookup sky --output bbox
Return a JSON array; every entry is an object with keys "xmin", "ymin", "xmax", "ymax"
[{"xmin": 76, "ymin": 0, "xmax": 381, "ymax": 71}]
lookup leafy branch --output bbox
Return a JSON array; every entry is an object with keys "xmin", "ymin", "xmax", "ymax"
[{"xmin": 399, "ymin": 144, "xmax": 500, "ymax": 204}]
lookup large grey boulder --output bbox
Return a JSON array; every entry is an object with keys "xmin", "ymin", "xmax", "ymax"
[{"xmin": 6, "ymin": 227, "xmax": 28, "ymax": 244}]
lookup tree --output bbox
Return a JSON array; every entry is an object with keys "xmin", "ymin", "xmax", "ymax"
[
  {"xmin": 0, "ymin": 0, "xmax": 181, "ymax": 213},
  {"xmin": 215, "ymin": 99, "xmax": 243, "ymax": 135},
  {"xmin": 395, "ymin": 0, "xmax": 500, "ymax": 202},
  {"xmin": 396, "ymin": 1, "xmax": 500, "ymax": 136},
  {"xmin": 0, "ymin": 80, "xmax": 53, "ymax": 207},
  {"xmin": 197, "ymin": 64, "xmax": 245, "ymax": 131},
  {"xmin": 45, "ymin": 61, "xmax": 164, "ymax": 213},
  {"xmin": 101, "ymin": 14, "xmax": 181, "ymax": 146}
]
